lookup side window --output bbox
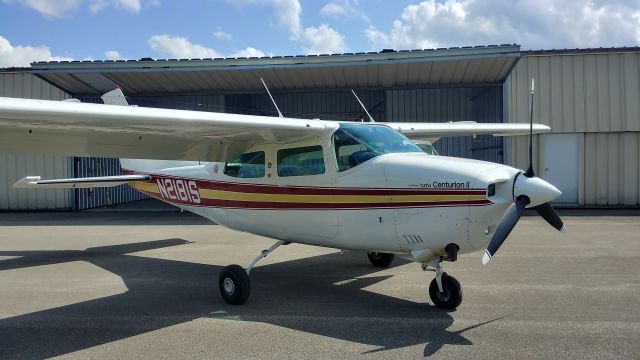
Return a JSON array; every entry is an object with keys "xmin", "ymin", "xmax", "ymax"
[
  {"xmin": 277, "ymin": 145, "xmax": 325, "ymax": 177},
  {"xmin": 224, "ymin": 151, "xmax": 265, "ymax": 178},
  {"xmin": 333, "ymin": 129, "xmax": 376, "ymax": 172}
]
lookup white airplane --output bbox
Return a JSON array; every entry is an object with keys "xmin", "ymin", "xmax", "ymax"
[{"xmin": 0, "ymin": 82, "xmax": 563, "ymax": 310}]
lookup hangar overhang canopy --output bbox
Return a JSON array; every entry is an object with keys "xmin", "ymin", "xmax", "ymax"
[{"xmin": 30, "ymin": 45, "xmax": 520, "ymax": 96}]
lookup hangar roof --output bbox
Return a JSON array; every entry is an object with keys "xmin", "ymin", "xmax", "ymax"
[{"xmin": 30, "ymin": 44, "xmax": 520, "ymax": 96}]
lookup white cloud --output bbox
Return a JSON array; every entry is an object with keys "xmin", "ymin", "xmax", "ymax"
[
  {"xmin": 231, "ymin": 0, "xmax": 302, "ymax": 38},
  {"xmin": 366, "ymin": 0, "xmax": 640, "ymax": 51},
  {"xmin": 321, "ymin": 3, "xmax": 347, "ymax": 17},
  {"xmin": 148, "ymin": 34, "xmax": 267, "ymax": 59},
  {"xmin": 149, "ymin": 35, "xmax": 223, "ymax": 58},
  {"xmin": 114, "ymin": 0, "xmax": 141, "ymax": 13},
  {"xmin": 0, "ymin": 35, "xmax": 73, "ymax": 67},
  {"xmin": 302, "ymin": 24, "xmax": 347, "ymax": 54},
  {"xmin": 230, "ymin": 47, "xmax": 266, "ymax": 58},
  {"xmin": 12, "ymin": 0, "xmax": 82, "ymax": 19},
  {"xmin": 212, "ymin": 28, "xmax": 232, "ymax": 40},
  {"xmin": 321, "ymin": 1, "xmax": 369, "ymax": 21},
  {"xmin": 104, "ymin": 50, "xmax": 122, "ymax": 60},
  {"xmin": 90, "ymin": 0, "xmax": 141, "ymax": 14},
  {"xmin": 89, "ymin": 0, "xmax": 108, "ymax": 13}
]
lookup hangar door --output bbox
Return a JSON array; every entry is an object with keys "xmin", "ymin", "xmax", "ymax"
[{"xmin": 542, "ymin": 134, "xmax": 579, "ymax": 204}]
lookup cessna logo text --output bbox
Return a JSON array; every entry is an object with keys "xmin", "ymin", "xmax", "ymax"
[{"xmin": 157, "ymin": 178, "xmax": 201, "ymax": 204}]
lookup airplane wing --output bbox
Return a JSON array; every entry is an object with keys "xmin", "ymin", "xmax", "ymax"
[
  {"xmin": 0, "ymin": 96, "xmax": 336, "ymax": 162},
  {"xmin": 382, "ymin": 121, "xmax": 550, "ymax": 143},
  {"xmin": 13, "ymin": 175, "xmax": 151, "ymax": 189}
]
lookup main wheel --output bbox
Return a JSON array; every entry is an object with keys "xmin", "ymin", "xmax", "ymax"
[
  {"xmin": 367, "ymin": 252, "xmax": 395, "ymax": 268},
  {"xmin": 218, "ymin": 264, "xmax": 251, "ymax": 305},
  {"xmin": 428, "ymin": 272, "xmax": 463, "ymax": 310}
]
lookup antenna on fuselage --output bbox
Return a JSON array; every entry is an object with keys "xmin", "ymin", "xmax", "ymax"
[
  {"xmin": 260, "ymin": 78, "xmax": 283, "ymax": 118},
  {"xmin": 350, "ymin": 89, "xmax": 375, "ymax": 122}
]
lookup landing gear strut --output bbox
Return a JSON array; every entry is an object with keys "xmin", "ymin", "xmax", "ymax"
[
  {"xmin": 218, "ymin": 240, "xmax": 287, "ymax": 305},
  {"xmin": 423, "ymin": 245, "xmax": 463, "ymax": 310}
]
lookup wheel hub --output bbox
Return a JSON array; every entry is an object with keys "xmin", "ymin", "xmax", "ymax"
[
  {"xmin": 223, "ymin": 278, "xmax": 235, "ymax": 295},
  {"xmin": 436, "ymin": 288, "xmax": 451, "ymax": 302}
]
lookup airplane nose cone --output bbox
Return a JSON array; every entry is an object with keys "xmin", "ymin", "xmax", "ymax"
[{"xmin": 513, "ymin": 175, "xmax": 562, "ymax": 208}]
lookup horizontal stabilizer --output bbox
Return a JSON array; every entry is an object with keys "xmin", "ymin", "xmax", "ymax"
[{"xmin": 13, "ymin": 174, "xmax": 150, "ymax": 189}]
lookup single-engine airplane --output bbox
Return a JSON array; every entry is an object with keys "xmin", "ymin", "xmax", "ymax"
[{"xmin": 0, "ymin": 80, "xmax": 563, "ymax": 309}]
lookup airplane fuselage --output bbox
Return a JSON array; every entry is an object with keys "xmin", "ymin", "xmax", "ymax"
[{"xmin": 124, "ymin": 151, "xmax": 519, "ymax": 264}]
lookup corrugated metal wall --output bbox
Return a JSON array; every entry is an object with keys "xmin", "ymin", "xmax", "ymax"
[
  {"xmin": 506, "ymin": 50, "xmax": 640, "ymax": 206},
  {"xmin": 225, "ymin": 90, "xmax": 385, "ymax": 121},
  {"xmin": 0, "ymin": 70, "xmax": 72, "ymax": 210},
  {"xmin": 385, "ymin": 86, "xmax": 504, "ymax": 162},
  {"xmin": 507, "ymin": 51, "xmax": 640, "ymax": 133},
  {"xmin": 584, "ymin": 132, "xmax": 640, "ymax": 206},
  {"xmin": 226, "ymin": 87, "xmax": 502, "ymax": 162},
  {"xmin": 73, "ymin": 157, "xmax": 148, "ymax": 210}
]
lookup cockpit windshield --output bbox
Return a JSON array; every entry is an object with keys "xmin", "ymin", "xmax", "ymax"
[{"xmin": 333, "ymin": 123, "xmax": 422, "ymax": 172}]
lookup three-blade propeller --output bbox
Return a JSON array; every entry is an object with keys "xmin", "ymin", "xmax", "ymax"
[{"xmin": 482, "ymin": 79, "xmax": 565, "ymax": 265}]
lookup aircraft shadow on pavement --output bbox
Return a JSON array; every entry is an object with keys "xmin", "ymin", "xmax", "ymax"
[
  {"xmin": 0, "ymin": 211, "xmax": 212, "ymax": 226},
  {"xmin": 0, "ymin": 239, "xmax": 506, "ymax": 358}
]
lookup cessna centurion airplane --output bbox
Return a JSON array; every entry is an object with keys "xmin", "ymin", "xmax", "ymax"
[{"xmin": 0, "ymin": 81, "xmax": 563, "ymax": 310}]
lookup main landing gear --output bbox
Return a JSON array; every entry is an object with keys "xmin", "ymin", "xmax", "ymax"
[
  {"xmin": 218, "ymin": 240, "xmax": 288, "ymax": 305},
  {"xmin": 423, "ymin": 244, "xmax": 462, "ymax": 310},
  {"xmin": 367, "ymin": 252, "xmax": 395, "ymax": 267}
]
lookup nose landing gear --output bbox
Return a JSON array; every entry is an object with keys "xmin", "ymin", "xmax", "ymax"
[{"xmin": 423, "ymin": 244, "xmax": 462, "ymax": 310}]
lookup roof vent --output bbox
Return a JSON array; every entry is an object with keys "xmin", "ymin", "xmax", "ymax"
[
  {"xmin": 139, "ymin": 57, "xmax": 155, "ymax": 61},
  {"xmin": 380, "ymin": 48, "xmax": 396, "ymax": 53}
]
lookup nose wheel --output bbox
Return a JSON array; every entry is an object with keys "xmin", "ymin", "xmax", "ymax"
[{"xmin": 424, "ymin": 258, "xmax": 463, "ymax": 310}]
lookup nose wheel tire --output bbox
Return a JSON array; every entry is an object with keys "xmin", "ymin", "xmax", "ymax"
[
  {"xmin": 219, "ymin": 264, "xmax": 251, "ymax": 305},
  {"xmin": 428, "ymin": 272, "xmax": 462, "ymax": 310},
  {"xmin": 367, "ymin": 252, "xmax": 395, "ymax": 268}
]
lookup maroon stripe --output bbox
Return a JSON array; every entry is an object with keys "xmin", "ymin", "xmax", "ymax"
[
  {"xmin": 126, "ymin": 170, "xmax": 486, "ymax": 196},
  {"xmin": 135, "ymin": 186, "xmax": 491, "ymax": 209},
  {"xmin": 193, "ymin": 199, "xmax": 493, "ymax": 209}
]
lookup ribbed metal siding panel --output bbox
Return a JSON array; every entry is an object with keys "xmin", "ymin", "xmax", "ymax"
[
  {"xmin": 73, "ymin": 157, "xmax": 148, "ymax": 210},
  {"xmin": 0, "ymin": 71, "xmax": 72, "ymax": 210},
  {"xmin": 385, "ymin": 86, "xmax": 503, "ymax": 162},
  {"xmin": 507, "ymin": 52, "xmax": 640, "ymax": 133},
  {"xmin": 225, "ymin": 90, "xmax": 385, "ymax": 121},
  {"xmin": 583, "ymin": 132, "xmax": 640, "ymax": 206}
]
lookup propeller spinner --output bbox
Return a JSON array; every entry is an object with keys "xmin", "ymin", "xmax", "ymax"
[{"xmin": 482, "ymin": 79, "xmax": 565, "ymax": 265}]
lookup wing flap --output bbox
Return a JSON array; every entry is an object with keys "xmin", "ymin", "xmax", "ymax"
[{"xmin": 13, "ymin": 175, "xmax": 151, "ymax": 189}]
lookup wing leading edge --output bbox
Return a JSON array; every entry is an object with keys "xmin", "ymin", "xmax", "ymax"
[
  {"xmin": 382, "ymin": 122, "xmax": 550, "ymax": 143},
  {"xmin": 0, "ymin": 97, "xmax": 336, "ymax": 162},
  {"xmin": 13, "ymin": 175, "xmax": 151, "ymax": 189}
]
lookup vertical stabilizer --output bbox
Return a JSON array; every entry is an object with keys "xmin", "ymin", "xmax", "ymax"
[{"xmin": 101, "ymin": 88, "xmax": 129, "ymax": 106}]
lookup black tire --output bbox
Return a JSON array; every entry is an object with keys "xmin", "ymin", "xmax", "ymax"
[
  {"xmin": 367, "ymin": 252, "xmax": 395, "ymax": 268},
  {"xmin": 218, "ymin": 264, "xmax": 251, "ymax": 305},
  {"xmin": 428, "ymin": 272, "xmax": 463, "ymax": 310}
]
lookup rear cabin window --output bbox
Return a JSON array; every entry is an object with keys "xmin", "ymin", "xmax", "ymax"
[
  {"xmin": 277, "ymin": 145, "xmax": 325, "ymax": 177},
  {"xmin": 224, "ymin": 151, "xmax": 265, "ymax": 178}
]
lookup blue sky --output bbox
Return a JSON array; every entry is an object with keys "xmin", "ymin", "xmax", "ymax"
[{"xmin": 0, "ymin": 0, "xmax": 639, "ymax": 67}]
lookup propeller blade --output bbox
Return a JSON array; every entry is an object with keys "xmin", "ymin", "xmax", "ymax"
[
  {"xmin": 482, "ymin": 196, "xmax": 528, "ymax": 265},
  {"xmin": 534, "ymin": 202, "xmax": 565, "ymax": 231}
]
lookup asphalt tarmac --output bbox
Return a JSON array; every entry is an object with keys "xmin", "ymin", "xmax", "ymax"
[{"xmin": 0, "ymin": 209, "xmax": 638, "ymax": 359}]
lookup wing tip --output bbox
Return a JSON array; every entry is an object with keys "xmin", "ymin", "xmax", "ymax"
[{"xmin": 12, "ymin": 176, "xmax": 41, "ymax": 189}]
